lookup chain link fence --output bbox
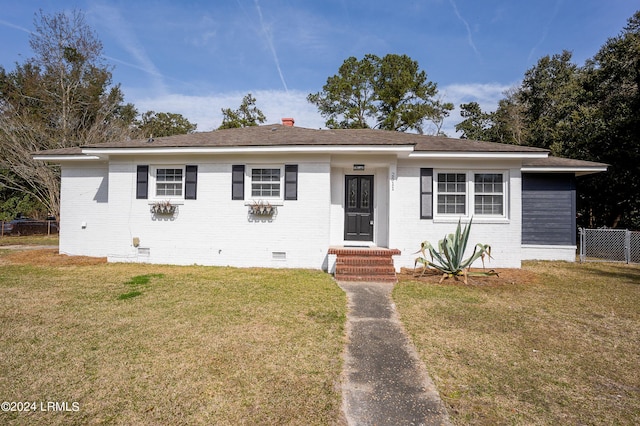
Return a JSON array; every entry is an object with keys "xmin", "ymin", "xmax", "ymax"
[
  {"xmin": 579, "ymin": 228, "xmax": 640, "ymax": 264},
  {"xmin": 1, "ymin": 220, "xmax": 59, "ymax": 237}
]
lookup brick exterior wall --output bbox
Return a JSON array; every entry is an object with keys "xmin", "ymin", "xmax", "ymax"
[
  {"xmin": 388, "ymin": 160, "xmax": 523, "ymax": 270},
  {"xmin": 58, "ymin": 155, "xmax": 574, "ymax": 270},
  {"xmin": 59, "ymin": 164, "xmax": 110, "ymax": 258},
  {"xmin": 61, "ymin": 157, "xmax": 331, "ymax": 269}
]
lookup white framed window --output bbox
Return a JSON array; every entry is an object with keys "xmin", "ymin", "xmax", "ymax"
[
  {"xmin": 149, "ymin": 166, "xmax": 185, "ymax": 200},
  {"xmin": 474, "ymin": 173, "xmax": 504, "ymax": 215},
  {"xmin": 437, "ymin": 173, "xmax": 467, "ymax": 215},
  {"xmin": 433, "ymin": 171, "xmax": 508, "ymax": 219},
  {"xmin": 155, "ymin": 168, "xmax": 183, "ymax": 197},
  {"xmin": 247, "ymin": 165, "xmax": 284, "ymax": 201},
  {"xmin": 137, "ymin": 165, "xmax": 197, "ymax": 201}
]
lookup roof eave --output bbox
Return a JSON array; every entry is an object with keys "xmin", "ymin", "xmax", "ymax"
[
  {"xmin": 32, "ymin": 154, "xmax": 102, "ymax": 162},
  {"xmin": 408, "ymin": 151, "xmax": 549, "ymax": 159},
  {"xmin": 521, "ymin": 166, "xmax": 609, "ymax": 176}
]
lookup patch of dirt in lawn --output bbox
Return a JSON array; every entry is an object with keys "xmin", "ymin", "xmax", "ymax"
[
  {"xmin": 2, "ymin": 248, "xmax": 107, "ymax": 266},
  {"xmin": 398, "ymin": 267, "xmax": 539, "ymax": 286}
]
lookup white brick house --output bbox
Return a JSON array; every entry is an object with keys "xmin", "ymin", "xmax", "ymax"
[{"xmin": 34, "ymin": 120, "xmax": 607, "ymax": 275}]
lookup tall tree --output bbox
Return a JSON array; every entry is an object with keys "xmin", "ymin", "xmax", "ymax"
[
  {"xmin": 135, "ymin": 111, "xmax": 197, "ymax": 137},
  {"xmin": 374, "ymin": 54, "xmax": 453, "ymax": 134},
  {"xmin": 453, "ymin": 11, "xmax": 640, "ymax": 228},
  {"xmin": 308, "ymin": 54, "xmax": 453, "ymax": 134},
  {"xmin": 455, "ymin": 88, "xmax": 527, "ymax": 144},
  {"xmin": 577, "ymin": 11, "xmax": 640, "ymax": 228},
  {"xmin": 490, "ymin": 88, "xmax": 528, "ymax": 145},
  {"xmin": 306, "ymin": 55, "xmax": 377, "ymax": 129},
  {"xmin": 518, "ymin": 50, "xmax": 583, "ymax": 155},
  {"xmin": 218, "ymin": 93, "xmax": 266, "ymax": 129},
  {"xmin": 0, "ymin": 9, "xmax": 135, "ymax": 218},
  {"xmin": 455, "ymin": 102, "xmax": 494, "ymax": 140}
]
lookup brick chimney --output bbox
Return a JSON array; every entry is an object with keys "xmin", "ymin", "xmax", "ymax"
[{"xmin": 281, "ymin": 117, "xmax": 295, "ymax": 127}]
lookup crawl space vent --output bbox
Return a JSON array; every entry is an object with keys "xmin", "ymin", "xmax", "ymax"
[
  {"xmin": 138, "ymin": 247, "xmax": 150, "ymax": 256},
  {"xmin": 272, "ymin": 251, "xmax": 286, "ymax": 261}
]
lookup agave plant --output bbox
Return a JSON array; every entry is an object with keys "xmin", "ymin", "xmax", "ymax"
[{"xmin": 414, "ymin": 218, "xmax": 497, "ymax": 284}]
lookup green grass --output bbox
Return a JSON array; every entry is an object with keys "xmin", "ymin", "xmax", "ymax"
[
  {"xmin": 117, "ymin": 290, "xmax": 143, "ymax": 300},
  {"xmin": 394, "ymin": 261, "xmax": 640, "ymax": 425},
  {"xmin": 0, "ymin": 255, "xmax": 346, "ymax": 425},
  {"xmin": 0, "ymin": 235, "xmax": 59, "ymax": 246},
  {"xmin": 124, "ymin": 273, "xmax": 164, "ymax": 286},
  {"xmin": 118, "ymin": 274, "xmax": 165, "ymax": 299}
]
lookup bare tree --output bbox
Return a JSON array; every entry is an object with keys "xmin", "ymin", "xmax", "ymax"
[{"xmin": 0, "ymin": 9, "xmax": 135, "ymax": 218}]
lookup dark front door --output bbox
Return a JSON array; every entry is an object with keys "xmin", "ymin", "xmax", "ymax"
[{"xmin": 344, "ymin": 175, "xmax": 374, "ymax": 241}]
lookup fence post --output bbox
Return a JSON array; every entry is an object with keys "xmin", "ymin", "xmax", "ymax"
[
  {"xmin": 579, "ymin": 227, "xmax": 585, "ymax": 263},
  {"xmin": 625, "ymin": 230, "xmax": 631, "ymax": 264}
]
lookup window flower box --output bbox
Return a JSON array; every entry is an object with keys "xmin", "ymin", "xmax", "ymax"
[
  {"xmin": 249, "ymin": 200, "xmax": 275, "ymax": 216},
  {"xmin": 151, "ymin": 201, "xmax": 177, "ymax": 215}
]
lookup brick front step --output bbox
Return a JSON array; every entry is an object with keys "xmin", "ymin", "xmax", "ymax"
[
  {"xmin": 328, "ymin": 247, "xmax": 402, "ymax": 257},
  {"xmin": 329, "ymin": 247, "xmax": 401, "ymax": 283},
  {"xmin": 336, "ymin": 265, "xmax": 396, "ymax": 275},
  {"xmin": 334, "ymin": 274, "xmax": 398, "ymax": 283},
  {"xmin": 336, "ymin": 255, "xmax": 394, "ymax": 263}
]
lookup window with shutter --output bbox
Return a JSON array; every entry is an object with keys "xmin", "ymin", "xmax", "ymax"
[
  {"xmin": 232, "ymin": 165, "xmax": 245, "ymax": 200},
  {"xmin": 420, "ymin": 168, "xmax": 433, "ymax": 219},
  {"xmin": 155, "ymin": 168, "xmax": 183, "ymax": 197},
  {"xmin": 284, "ymin": 165, "xmax": 298, "ymax": 200},
  {"xmin": 185, "ymin": 165, "xmax": 198, "ymax": 200},
  {"xmin": 136, "ymin": 165, "xmax": 149, "ymax": 199},
  {"xmin": 432, "ymin": 170, "xmax": 509, "ymax": 219}
]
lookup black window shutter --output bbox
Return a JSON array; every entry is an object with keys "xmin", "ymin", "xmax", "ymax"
[
  {"xmin": 232, "ymin": 165, "xmax": 245, "ymax": 200},
  {"xmin": 420, "ymin": 168, "xmax": 433, "ymax": 219},
  {"xmin": 284, "ymin": 165, "xmax": 298, "ymax": 200},
  {"xmin": 185, "ymin": 165, "xmax": 198, "ymax": 200},
  {"xmin": 136, "ymin": 165, "xmax": 149, "ymax": 199}
]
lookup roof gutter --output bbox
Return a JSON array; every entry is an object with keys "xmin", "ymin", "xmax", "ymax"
[
  {"xmin": 408, "ymin": 151, "xmax": 549, "ymax": 159},
  {"xmin": 521, "ymin": 165, "xmax": 608, "ymax": 176},
  {"xmin": 32, "ymin": 154, "xmax": 102, "ymax": 162}
]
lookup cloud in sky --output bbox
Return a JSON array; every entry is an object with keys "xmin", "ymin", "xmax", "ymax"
[
  {"xmin": 0, "ymin": 19, "xmax": 32, "ymax": 34},
  {"xmin": 442, "ymin": 82, "xmax": 515, "ymax": 112},
  {"xmin": 126, "ymin": 88, "xmax": 322, "ymax": 132},
  {"xmin": 90, "ymin": 3, "xmax": 167, "ymax": 95},
  {"xmin": 125, "ymin": 81, "xmax": 512, "ymax": 137},
  {"xmin": 448, "ymin": 0, "xmax": 480, "ymax": 58},
  {"xmin": 253, "ymin": 0, "xmax": 288, "ymax": 93},
  {"xmin": 527, "ymin": 0, "xmax": 564, "ymax": 63}
]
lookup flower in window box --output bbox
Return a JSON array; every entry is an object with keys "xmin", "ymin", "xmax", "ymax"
[
  {"xmin": 250, "ymin": 200, "xmax": 274, "ymax": 216},
  {"xmin": 151, "ymin": 200, "xmax": 176, "ymax": 214}
]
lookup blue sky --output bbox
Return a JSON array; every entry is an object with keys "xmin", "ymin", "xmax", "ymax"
[{"xmin": 1, "ymin": 0, "xmax": 637, "ymax": 136}]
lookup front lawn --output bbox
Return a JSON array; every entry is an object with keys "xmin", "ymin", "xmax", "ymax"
[
  {"xmin": 394, "ymin": 261, "xmax": 640, "ymax": 425},
  {"xmin": 0, "ymin": 250, "xmax": 346, "ymax": 425}
]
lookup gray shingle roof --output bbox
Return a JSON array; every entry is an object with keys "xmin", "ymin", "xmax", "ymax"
[
  {"xmin": 522, "ymin": 156, "xmax": 609, "ymax": 169},
  {"xmin": 64, "ymin": 124, "xmax": 548, "ymax": 153},
  {"xmin": 33, "ymin": 125, "xmax": 607, "ymax": 173},
  {"xmin": 33, "ymin": 147, "xmax": 83, "ymax": 156}
]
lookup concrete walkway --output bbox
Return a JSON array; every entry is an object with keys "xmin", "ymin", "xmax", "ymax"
[{"xmin": 338, "ymin": 281, "xmax": 451, "ymax": 426}]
